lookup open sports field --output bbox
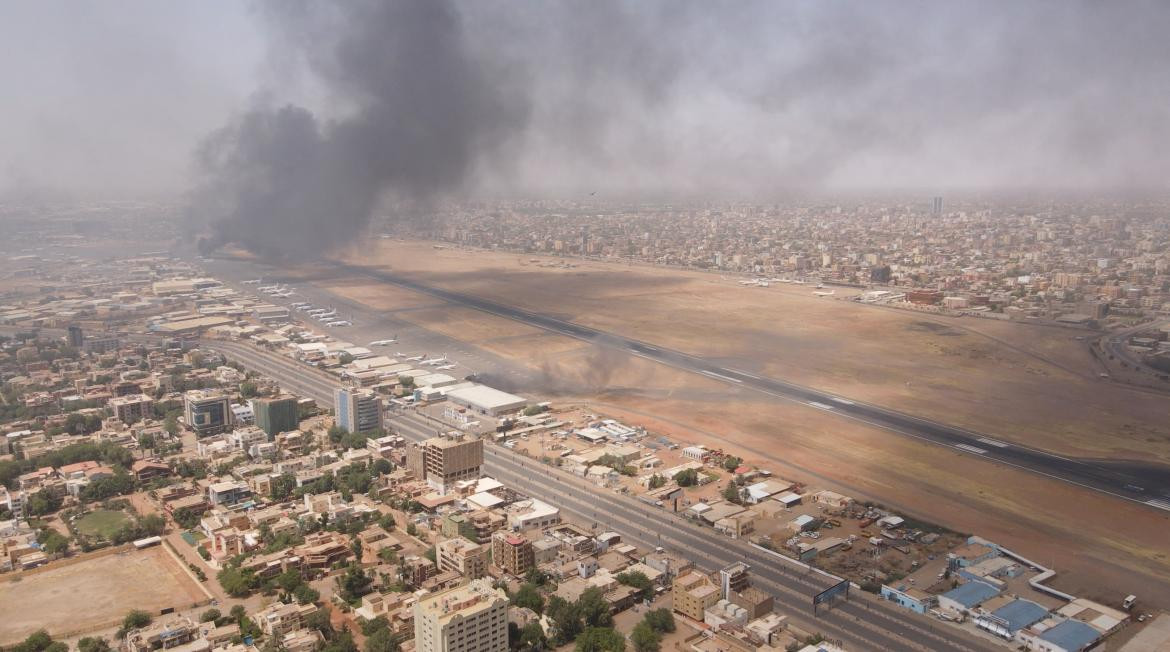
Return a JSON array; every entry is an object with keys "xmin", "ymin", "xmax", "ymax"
[
  {"xmin": 0, "ymin": 546, "xmax": 207, "ymax": 644},
  {"xmin": 74, "ymin": 509, "xmax": 131, "ymax": 539}
]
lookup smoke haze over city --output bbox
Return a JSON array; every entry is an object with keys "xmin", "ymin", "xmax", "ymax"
[{"xmin": 2, "ymin": 0, "xmax": 1169, "ymax": 207}]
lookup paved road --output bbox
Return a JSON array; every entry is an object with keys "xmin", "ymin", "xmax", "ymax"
[
  {"xmin": 204, "ymin": 340, "xmax": 1005, "ymax": 652},
  {"xmin": 313, "ymin": 261, "xmax": 1170, "ymax": 513}
]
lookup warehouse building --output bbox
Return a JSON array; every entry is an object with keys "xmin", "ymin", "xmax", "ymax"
[{"xmin": 445, "ymin": 385, "xmax": 527, "ymax": 416}]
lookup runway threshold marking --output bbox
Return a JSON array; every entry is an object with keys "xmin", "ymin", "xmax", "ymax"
[
  {"xmin": 955, "ymin": 443, "xmax": 988, "ymax": 455},
  {"xmin": 830, "ymin": 397, "xmax": 855, "ymax": 405},
  {"xmin": 1146, "ymin": 499, "xmax": 1170, "ymax": 512},
  {"xmin": 807, "ymin": 401, "xmax": 834, "ymax": 410},
  {"xmin": 976, "ymin": 437, "xmax": 1010, "ymax": 448}
]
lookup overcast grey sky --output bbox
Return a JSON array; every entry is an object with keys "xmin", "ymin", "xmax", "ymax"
[{"xmin": 3, "ymin": 0, "xmax": 1169, "ymax": 201}]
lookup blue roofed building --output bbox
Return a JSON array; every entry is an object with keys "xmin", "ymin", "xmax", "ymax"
[
  {"xmin": 937, "ymin": 580, "xmax": 1000, "ymax": 615},
  {"xmin": 974, "ymin": 598, "xmax": 1049, "ymax": 639},
  {"xmin": 880, "ymin": 583, "xmax": 936, "ymax": 614},
  {"xmin": 1020, "ymin": 618, "xmax": 1101, "ymax": 652}
]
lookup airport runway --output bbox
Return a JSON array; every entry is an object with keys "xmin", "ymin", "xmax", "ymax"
[{"xmin": 317, "ymin": 260, "xmax": 1170, "ymax": 512}]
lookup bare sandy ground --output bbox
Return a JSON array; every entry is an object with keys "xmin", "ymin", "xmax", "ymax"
[
  {"xmin": 329, "ymin": 241, "xmax": 1170, "ymax": 463},
  {"xmin": 0, "ymin": 546, "xmax": 206, "ymax": 644},
  {"xmin": 274, "ymin": 240, "xmax": 1170, "ymax": 605}
]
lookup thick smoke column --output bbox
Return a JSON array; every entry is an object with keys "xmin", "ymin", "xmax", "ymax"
[{"xmin": 190, "ymin": 0, "xmax": 525, "ymax": 258}]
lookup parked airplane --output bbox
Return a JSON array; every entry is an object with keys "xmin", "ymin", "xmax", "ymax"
[
  {"xmin": 435, "ymin": 364, "xmax": 456, "ymax": 370},
  {"xmin": 327, "ymin": 320, "xmax": 352, "ymax": 327},
  {"xmin": 242, "ymin": 278, "xmax": 261, "ymax": 284},
  {"xmin": 307, "ymin": 308, "xmax": 328, "ymax": 316},
  {"xmin": 405, "ymin": 355, "xmax": 425, "ymax": 362},
  {"xmin": 422, "ymin": 357, "xmax": 447, "ymax": 366},
  {"xmin": 368, "ymin": 339, "xmax": 398, "ymax": 347}
]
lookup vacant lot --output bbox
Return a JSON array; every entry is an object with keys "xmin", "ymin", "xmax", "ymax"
[
  {"xmin": 74, "ymin": 510, "xmax": 131, "ymax": 540},
  {"xmin": 0, "ymin": 546, "xmax": 206, "ymax": 644}
]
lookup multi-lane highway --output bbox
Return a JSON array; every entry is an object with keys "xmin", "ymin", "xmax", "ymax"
[
  {"xmin": 202, "ymin": 339, "xmax": 1004, "ymax": 652},
  {"xmin": 313, "ymin": 261, "xmax": 1170, "ymax": 512}
]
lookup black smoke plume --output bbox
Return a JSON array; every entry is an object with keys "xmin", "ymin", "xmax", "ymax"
[{"xmin": 189, "ymin": 0, "xmax": 526, "ymax": 258}]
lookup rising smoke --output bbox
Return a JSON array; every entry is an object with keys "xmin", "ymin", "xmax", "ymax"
[
  {"xmin": 184, "ymin": 0, "xmax": 1170, "ymax": 257},
  {"xmin": 188, "ymin": 0, "xmax": 526, "ymax": 258}
]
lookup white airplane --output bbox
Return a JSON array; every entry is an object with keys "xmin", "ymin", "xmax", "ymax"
[
  {"xmin": 297, "ymin": 304, "xmax": 315, "ymax": 311},
  {"xmin": 422, "ymin": 357, "xmax": 447, "ymax": 366},
  {"xmin": 405, "ymin": 355, "xmax": 425, "ymax": 362},
  {"xmin": 327, "ymin": 320, "xmax": 352, "ymax": 327},
  {"xmin": 258, "ymin": 285, "xmax": 278, "ymax": 292},
  {"xmin": 307, "ymin": 308, "xmax": 328, "ymax": 316},
  {"xmin": 368, "ymin": 339, "xmax": 398, "ymax": 347},
  {"xmin": 435, "ymin": 364, "xmax": 456, "ymax": 370},
  {"xmin": 242, "ymin": 279, "xmax": 261, "ymax": 285},
  {"xmin": 315, "ymin": 310, "xmax": 337, "ymax": 320},
  {"xmin": 290, "ymin": 302, "xmax": 309, "ymax": 308}
]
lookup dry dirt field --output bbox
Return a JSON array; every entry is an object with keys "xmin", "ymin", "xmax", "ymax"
[
  {"xmin": 0, "ymin": 546, "xmax": 207, "ymax": 644},
  {"xmin": 273, "ymin": 240, "xmax": 1170, "ymax": 605}
]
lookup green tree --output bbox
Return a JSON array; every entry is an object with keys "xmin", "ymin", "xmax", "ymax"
[
  {"xmin": 721, "ymin": 482, "xmax": 743, "ymax": 505},
  {"xmin": 270, "ymin": 473, "xmax": 297, "ymax": 501},
  {"xmin": 364, "ymin": 628, "xmax": 400, "ymax": 652},
  {"xmin": 217, "ymin": 566, "xmax": 259, "ymax": 598},
  {"xmin": 574, "ymin": 627, "xmax": 625, "ymax": 652},
  {"xmin": 164, "ymin": 413, "xmax": 179, "ymax": 437},
  {"xmin": 38, "ymin": 529, "xmax": 69, "ymax": 555},
  {"xmin": 140, "ymin": 513, "xmax": 166, "ymax": 536},
  {"xmin": 77, "ymin": 637, "xmax": 112, "ymax": 652},
  {"xmin": 337, "ymin": 564, "xmax": 373, "ymax": 602},
  {"xmin": 26, "ymin": 490, "xmax": 62, "ymax": 516},
  {"xmin": 577, "ymin": 587, "xmax": 612, "ymax": 628},
  {"xmin": 647, "ymin": 474, "xmax": 666, "ymax": 490},
  {"xmin": 123, "ymin": 610, "xmax": 152, "ymax": 631},
  {"xmin": 240, "ymin": 382, "xmax": 258, "ymax": 398},
  {"xmin": 673, "ymin": 468, "xmax": 699, "ymax": 487},
  {"xmin": 722, "ymin": 456, "xmax": 743, "ymax": 472},
  {"xmin": 305, "ymin": 610, "xmax": 334, "ymax": 638},
  {"xmin": 200, "ymin": 609, "xmax": 222, "ymax": 623},
  {"xmin": 546, "ymin": 595, "xmax": 582, "ymax": 645},
  {"xmin": 12, "ymin": 630, "xmax": 54, "ymax": 652},
  {"xmin": 615, "ymin": 571, "xmax": 653, "ymax": 601},
  {"xmin": 517, "ymin": 622, "xmax": 547, "ymax": 652},
  {"xmin": 294, "ymin": 583, "xmax": 320, "ymax": 605},
  {"xmin": 511, "ymin": 583, "xmax": 545, "ymax": 614},
  {"xmin": 644, "ymin": 609, "xmax": 675, "ymax": 634},
  {"xmin": 630, "ymin": 623, "xmax": 660, "ymax": 652}
]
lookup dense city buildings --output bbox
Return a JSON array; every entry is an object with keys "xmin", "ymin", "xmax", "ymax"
[{"xmin": 407, "ymin": 198, "xmax": 1170, "ymax": 330}]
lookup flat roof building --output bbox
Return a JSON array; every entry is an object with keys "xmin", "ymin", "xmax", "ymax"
[
  {"xmin": 407, "ymin": 434, "xmax": 483, "ymax": 493},
  {"xmin": 253, "ymin": 395, "xmax": 299, "ymax": 438},
  {"xmin": 445, "ymin": 385, "xmax": 527, "ymax": 416},
  {"xmin": 335, "ymin": 388, "xmax": 384, "ymax": 435},
  {"xmin": 184, "ymin": 390, "xmax": 232, "ymax": 437},
  {"xmin": 414, "ymin": 578, "xmax": 508, "ymax": 652}
]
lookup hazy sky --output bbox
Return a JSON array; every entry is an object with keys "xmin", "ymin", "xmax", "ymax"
[{"xmin": 3, "ymin": 0, "xmax": 1170, "ymax": 201}]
